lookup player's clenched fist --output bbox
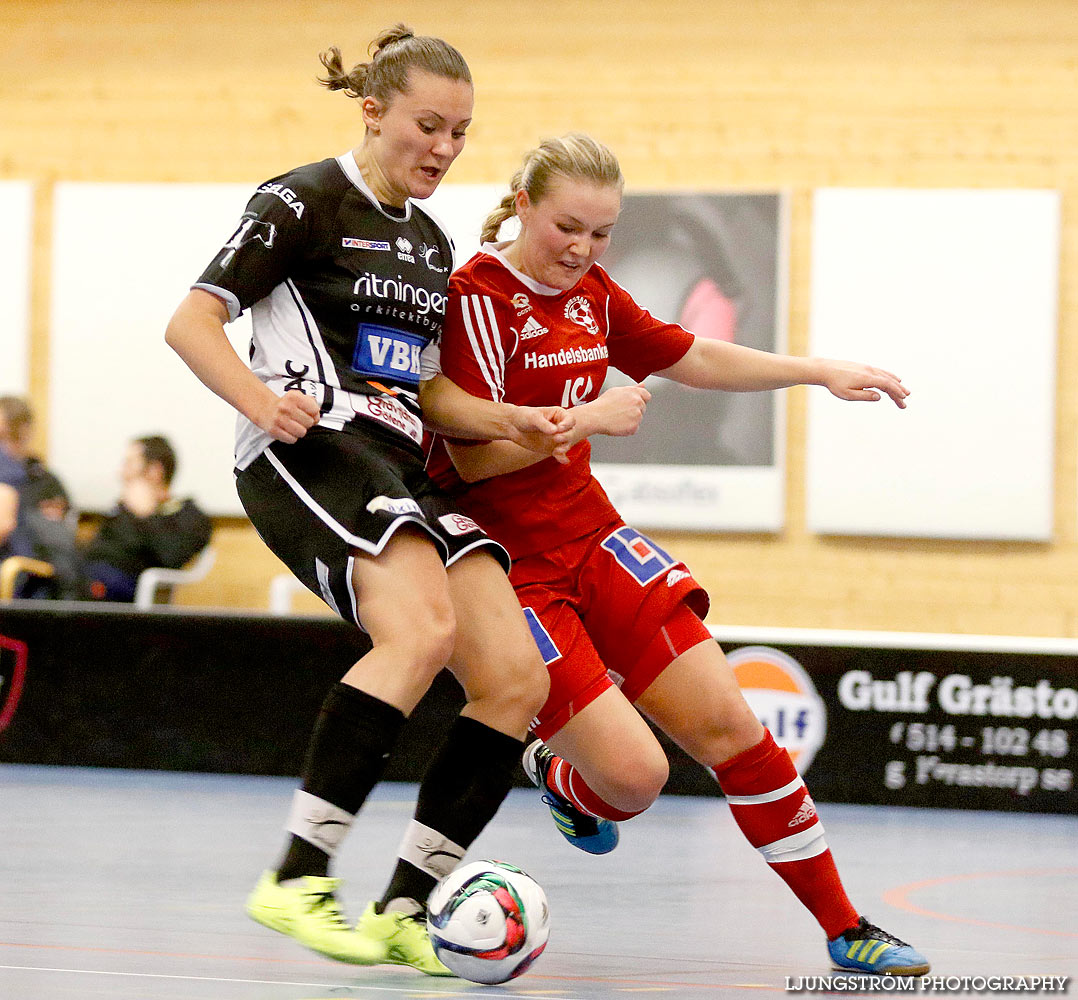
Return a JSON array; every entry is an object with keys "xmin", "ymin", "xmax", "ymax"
[
  {"xmin": 590, "ymin": 384, "xmax": 651, "ymax": 437},
  {"xmin": 509, "ymin": 405, "xmax": 577, "ymax": 465},
  {"xmin": 260, "ymin": 390, "xmax": 321, "ymax": 443}
]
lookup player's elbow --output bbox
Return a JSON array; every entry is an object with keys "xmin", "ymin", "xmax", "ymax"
[{"xmin": 455, "ymin": 458, "xmax": 493, "ymax": 484}]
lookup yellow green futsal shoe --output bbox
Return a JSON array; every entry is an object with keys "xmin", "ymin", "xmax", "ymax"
[
  {"xmin": 246, "ymin": 871, "xmax": 382, "ymax": 965},
  {"xmin": 354, "ymin": 901, "xmax": 454, "ymax": 976}
]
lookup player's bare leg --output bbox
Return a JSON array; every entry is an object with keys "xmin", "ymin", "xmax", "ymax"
[{"xmin": 359, "ymin": 550, "xmax": 549, "ymax": 974}]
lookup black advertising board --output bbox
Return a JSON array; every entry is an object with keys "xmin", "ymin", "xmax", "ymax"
[
  {"xmin": 720, "ymin": 633, "xmax": 1077, "ymax": 814},
  {"xmin": 2, "ymin": 606, "xmax": 1076, "ymax": 813},
  {"xmin": 0, "ymin": 602, "xmax": 464, "ymax": 782}
]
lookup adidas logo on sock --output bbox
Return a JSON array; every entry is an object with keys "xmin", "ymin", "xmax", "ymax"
[{"xmin": 787, "ymin": 797, "xmax": 818, "ymax": 828}]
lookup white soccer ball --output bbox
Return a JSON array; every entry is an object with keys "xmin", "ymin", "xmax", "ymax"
[{"xmin": 426, "ymin": 860, "xmax": 550, "ymax": 984}]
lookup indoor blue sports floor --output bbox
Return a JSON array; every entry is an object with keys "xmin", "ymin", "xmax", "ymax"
[{"xmin": 0, "ymin": 765, "xmax": 1074, "ymax": 999}]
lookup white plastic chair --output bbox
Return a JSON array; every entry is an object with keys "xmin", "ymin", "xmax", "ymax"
[{"xmin": 134, "ymin": 546, "xmax": 217, "ymax": 609}]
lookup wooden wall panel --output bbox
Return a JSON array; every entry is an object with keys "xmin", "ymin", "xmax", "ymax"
[{"xmin": 5, "ymin": 0, "xmax": 1078, "ymax": 634}]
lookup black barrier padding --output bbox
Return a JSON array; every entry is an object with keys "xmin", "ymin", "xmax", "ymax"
[
  {"xmin": 3, "ymin": 605, "xmax": 1075, "ymax": 812},
  {"xmin": 0, "ymin": 603, "xmax": 706, "ymax": 794},
  {"xmin": 0, "ymin": 603, "xmax": 459, "ymax": 781}
]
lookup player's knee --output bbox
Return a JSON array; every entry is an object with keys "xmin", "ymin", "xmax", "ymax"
[
  {"xmin": 502, "ymin": 653, "xmax": 550, "ymax": 719},
  {"xmin": 684, "ymin": 703, "xmax": 765, "ymax": 768},
  {"xmin": 468, "ymin": 650, "xmax": 549, "ymax": 730},
  {"xmin": 600, "ymin": 746, "xmax": 668, "ymax": 813},
  {"xmin": 402, "ymin": 599, "xmax": 457, "ymax": 678}
]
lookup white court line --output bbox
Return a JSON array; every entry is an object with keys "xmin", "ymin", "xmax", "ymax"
[{"xmin": 0, "ymin": 964, "xmax": 552, "ymax": 996}]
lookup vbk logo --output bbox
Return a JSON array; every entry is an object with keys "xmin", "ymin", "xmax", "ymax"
[
  {"xmin": 219, "ymin": 212, "xmax": 276, "ymax": 268},
  {"xmin": 353, "ymin": 324, "xmax": 425, "ymax": 385},
  {"xmin": 0, "ymin": 635, "xmax": 28, "ymax": 734},
  {"xmin": 727, "ymin": 645, "xmax": 827, "ymax": 774}
]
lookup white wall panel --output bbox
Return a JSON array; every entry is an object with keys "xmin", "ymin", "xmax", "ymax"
[
  {"xmin": 807, "ymin": 189, "xmax": 1060, "ymax": 540},
  {"xmin": 0, "ymin": 181, "xmax": 34, "ymax": 396},
  {"xmin": 49, "ymin": 183, "xmax": 255, "ymax": 514},
  {"xmin": 47, "ymin": 182, "xmax": 510, "ymax": 515}
]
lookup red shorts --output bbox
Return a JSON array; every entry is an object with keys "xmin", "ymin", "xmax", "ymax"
[{"xmin": 510, "ymin": 521, "xmax": 712, "ymax": 740}]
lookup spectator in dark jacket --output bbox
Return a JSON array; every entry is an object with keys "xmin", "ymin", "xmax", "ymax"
[{"xmin": 80, "ymin": 435, "xmax": 212, "ymax": 601}]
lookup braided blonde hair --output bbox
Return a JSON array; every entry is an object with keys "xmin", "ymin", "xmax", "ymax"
[{"xmin": 480, "ymin": 133, "xmax": 624, "ymax": 244}]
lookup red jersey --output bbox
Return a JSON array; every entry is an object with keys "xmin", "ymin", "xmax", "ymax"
[{"xmin": 426, "ymin": 244, "xmax": 694, "ymax": 560}]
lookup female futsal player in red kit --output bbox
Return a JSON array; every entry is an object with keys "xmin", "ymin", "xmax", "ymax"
[{"xmin": 420, "ymin": 133, "xmax": 930, "ymax": 977}]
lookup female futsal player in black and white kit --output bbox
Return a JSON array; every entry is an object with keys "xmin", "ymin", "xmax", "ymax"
[{"xmin": 166, "ymin": 26, "xmax": 570, "ymax": 975}]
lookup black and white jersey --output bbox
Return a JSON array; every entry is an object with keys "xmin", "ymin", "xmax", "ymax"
[{"xmin": 194, "ymin": 153, "xmax": 455, "ymax": 469}]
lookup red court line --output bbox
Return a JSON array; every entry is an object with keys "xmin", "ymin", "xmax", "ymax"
[{"xmin": 882, "ymin": 867, "xmax": 1078, "ymax": 938}]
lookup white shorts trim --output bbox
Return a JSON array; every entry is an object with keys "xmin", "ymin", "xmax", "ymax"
[{"xmin": 263, "ymin": 447, "xmax": 444, "ymax": 558}]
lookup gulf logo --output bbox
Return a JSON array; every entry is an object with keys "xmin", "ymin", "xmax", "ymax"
[{"xmin": 727, "ymin": 645, "xmax": 827, "ymax": 775}]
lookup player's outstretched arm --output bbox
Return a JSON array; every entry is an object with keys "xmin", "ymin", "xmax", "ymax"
[
  {"xmin": 656, "ymin": 338, "xmax": 909, "ymax": 408},
  {"xmin": 815, "ymin": 359, "xmax": 909, "ymax": 407}
]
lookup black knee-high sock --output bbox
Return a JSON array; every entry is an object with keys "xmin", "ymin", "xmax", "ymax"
[
  {"xmin": 277, "ymin": 682, "xmax": 405, "ymax": 882},
  {"xmin": 378, "ymin": 715, "xmax": 524, "ymax": 911}
]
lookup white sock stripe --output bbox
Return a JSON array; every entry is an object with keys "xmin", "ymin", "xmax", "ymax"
[
  {"xmin": 724, "ymin": 776, "xmax": 805, "ymax": 805},
  {"xmin": 565, "ymin": 769, "xmax": 600, "ymax": 818},
  {"xmin": 395, "ymin": 820, "xmax": 465, "ymax": 880},
  {"xmin": 285, "ymin": 789, "xmax": 354, "ymax": 855},
  {"xmin": 758, "ymin": 825, "xmax": 829, "ymax": 864},
  {"xmin": 551, "ymin": 759, "xmax": 569, "ymax": 798}
]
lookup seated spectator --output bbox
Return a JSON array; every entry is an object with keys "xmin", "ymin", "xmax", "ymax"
[
  {"xmin": 81, "ymin": 435, "xmax": 212, "ymax": 602},
  {"xmin": 0, "ymin": 397, "xmax": 37, "ymax": 565},
  {"xmin": 0, "ymin": 478, "xmax": 24, "ymax": 561},
  {"xmin": 0, "ymin": 396, "xmax": 73, "ymax": 516},
  {"xmin": 0, "ymin": 395, "xmax": 79, "ymax": 595}
]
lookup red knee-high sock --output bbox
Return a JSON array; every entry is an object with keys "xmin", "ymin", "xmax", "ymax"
[
  {"xmin": 712, "ymin": 730, "xmax": 858, "ymax": 939},
  {"xmin": 541, "ymin": 754, "xmax": 641, "ymax": 822}
]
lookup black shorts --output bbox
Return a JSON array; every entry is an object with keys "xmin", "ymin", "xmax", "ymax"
[{"xmin": 235, "ymin": 422, "xmax": 509, "ymax": 627}]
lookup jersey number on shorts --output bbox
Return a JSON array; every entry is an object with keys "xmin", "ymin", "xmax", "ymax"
[{"xmin": 600, "ymin": 526, "xmax": 675, "ymax": 586}]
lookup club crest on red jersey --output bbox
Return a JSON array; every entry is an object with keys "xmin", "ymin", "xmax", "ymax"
[{"xmin": 565, "ymin": 295, "xmax": 599, "ymax": 336}]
